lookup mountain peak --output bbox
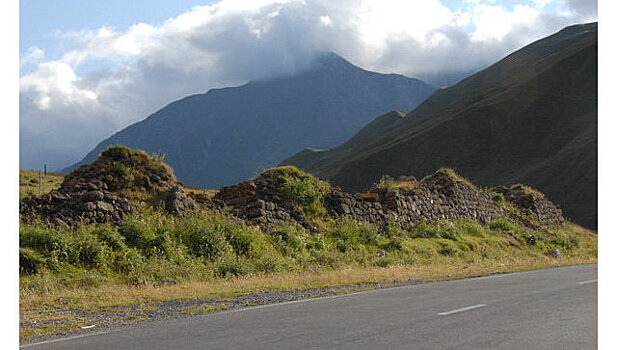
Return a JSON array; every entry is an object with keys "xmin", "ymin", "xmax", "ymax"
[{"xmin": 309, "ymin": 52, "xmax": 361, "ymax": 72}]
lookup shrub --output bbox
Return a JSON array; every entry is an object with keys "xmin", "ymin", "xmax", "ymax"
[
  {"xmin": 177, "ymin": 219, "xmax": 230, "ymax": 260},
  {"xmin": 20, "ymin": 224, "xmax": 70, "ymax": 256},
  {"xmin": 253, "ymin": 254, "xmax": 285, "ymax": 273},
  {"xmin": 412, "ymin": 221, "xmax": 459, "ymax": 240},
  {"xmin": 269, "ymin": 225, "xmax": 307, "ymax": 254},
  {"xmin": 225, "ymin": 227, "xmax": 255, "ymax": 256},
  {"xmin": 20, "ymin": 247, "xmax": 46, "ymax": 275},
  {"xmin": 73, "ymin": 234, "xmax": 110, "ymax": 267},
  {"xmin": 92, "ymin": 226, "xmax": 126, "ymax": 250},
  {"xmin": 118, "ymin": 215, "xmax": 172, "ymax": 256},
  {"xmin": 488, "ymin": 219, "xmax": 517, "ymax": 232},
  {"xmin": 215, "ymin": 254, "xmax": 251, "ymax": 278},
  {"xmin": 264, "ymin": 166, "xmax": 330, "ymax": 215},
  {"xmin": 439, "ymin": 245, "xmax": 459, "ymax": 256},
  {"xmin": 111, "ymin": 248, "xmax": 145, "ymax": 274}
]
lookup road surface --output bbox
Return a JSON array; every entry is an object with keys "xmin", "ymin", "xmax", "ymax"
[{"xmin": 23, "ymin": 264, "xmax": 597, "ymax": 349}]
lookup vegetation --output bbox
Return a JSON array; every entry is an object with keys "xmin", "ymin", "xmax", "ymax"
[
  {"xmin": 263, "ymin": 166, "xmax": 331, "ymax": 217},
  {"xmin": 374, "ymin": 175, "xmax": 417, "ymax": 192},
  {"xmin": 420, "ymin": 168, "xmax": 476, "ymax": 188},
  {"xmin": 19, "ymin": 170, "xmax": 64, "ymax": 200},
  {"xmin": 509, "ymin": 183, "xmax": 546, "ymax": 198},
  {"xmin": 19, "ymin": 152, "xmax": 597, "ymax": 341},
  {"xmin": 19, "ymin": 205, "xmax": 596, "ymax": 341},
  {"xmin": 20, "ymin": 207, "xmax": 595, "ymax": 292}
]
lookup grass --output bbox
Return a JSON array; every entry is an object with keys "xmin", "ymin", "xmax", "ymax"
[
  {"xmin": 374, "ymin": 175, "xmax": 417, "ymax": 192},
  {"xmin": 18, "ymin": 152, "xmax": 597, "ymax": 342},
  {"xmin": 180, "ymin": 303, "xmax": 230, "ymax": 314},
  {"xmin": 262, "ymin": 166, "xmax": 331, "ymax": 218},
  {"xmin": 420, "ymin": 168, "xmax": 476, "ymax": 188},
  {"xmin": 19, "ymin": 170, "xmax": 64, "ymax": 200},
  {"xmin": 20, "ymin": 208, "xmax": 596, "ymax": 342},
  {"xmin": 509, "ymin": 183, "xmax": 546, "ymax": 198}
]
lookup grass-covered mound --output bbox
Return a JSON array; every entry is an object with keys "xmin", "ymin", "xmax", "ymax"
[
  {"xmin": 261, "ymin": 166, "xmax": 331, "ymax": 216},
  {"xmin": 214, "ymin": 166, "xmax": 332, "ymax": 227},
  {"xmin": 60, "ymin": 145, "xmax": 176, "ymax": 196}
]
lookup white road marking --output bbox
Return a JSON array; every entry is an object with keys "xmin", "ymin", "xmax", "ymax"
[
  {"xmin": 438, "ymin": 304, "xmax": 487, "ymax": 316},
  {"xmin": 20, "ymin": 331, "xmax": 111, "ymax": 348},
  {"xmin": 577, "ymin": 279, "xmax": 597, "ymax": 285}
]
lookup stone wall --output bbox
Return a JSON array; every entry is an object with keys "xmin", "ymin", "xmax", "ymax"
[
  {"xmin": 213, "ymin": 171, "xmax": 565, "ymax": 231},
  {"xmin": 215, "ymin": 178, "xmax": 310, "ymax": 228},
  {"xmin": 20, "ymin": 190, "xmax": 132, "ymax": 228},
  {"xmin": 324, "ymin": 173, "xmax": 506, "ymax": 230}
]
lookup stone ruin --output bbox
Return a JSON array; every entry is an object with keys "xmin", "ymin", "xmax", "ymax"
[
  {"xmin": 20, "ymin": 146, "xmax": 198, "ymax": 227},
  {"xmin": 324, "ymin": 173, "xmax": 564, "ymax": 231},
  {"xmin": 215, "ymin": 177, "xmax": 311, "ymax": 228},
  {"xmin": 213, "ymin": 169, "xmax": 565, "ymax": 231},
  {"xmin": 20, "ymin": 146, "xmax": 566, "ymax": 231}
]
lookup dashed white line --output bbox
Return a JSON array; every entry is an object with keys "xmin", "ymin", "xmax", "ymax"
[
  {"xmin": 577, "ymin": 279, "xmax": 597, "ymax": 285},
  {"xmin": 438, "ymin": 304, "xmax": 487, "ymax": 316}
]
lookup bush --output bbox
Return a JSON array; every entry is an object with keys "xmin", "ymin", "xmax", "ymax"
[
  {"xmin": 118, "ymin": 215, "xmax": 172, "ymax": 256},
  {"xmin": 225, "ymin": 227, "xmax": 255, "ymax": 257},
  {"xmin": 253, "ymin": 254, "xmax": 285, "ymax": 273},
  {"xmin": 412, "ymin": 221, "xmax": 459, "ymax": 240},
  {"xmin": 439, "ymin": 245, "xmax": 459, "ymax": 256},
  {"xmin": 264, "ymin": 166, "xmax": 330, "ymax": 215},
  {"xmin": 488, "ymin": 219, "xmax": 517, "ymax": 232},
  {"xmin": 111, "ymin": 248, "xmax": 145, "ymax": 274},
  {"xmin": 20, "ymin": 224, "xmax": 71, "ymax": 256},
  {"xmin": 215, "ymin": 254, "xmax": 251, "ymax": 278},
  {"xmin": 92, "ymin": 226, "xmax": 126, "ymax": 250},
  {"xmin": 176, "ymin": 219, "xmax": 230, "ymax": 260},
  {"xmin": 20, "ymin": 247, "xmax": 46, "ymax": 275},
  {"xmin": 269, "ymin": 224, "xmax": 307, "ymax": 253},
  {"xmin": 73, "ymin": 234, "xmax": 110, "ymax": 267}
]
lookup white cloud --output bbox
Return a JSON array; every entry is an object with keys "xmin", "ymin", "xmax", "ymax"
[
  {"xmin": 20, "ymin": 46, "xmax": 45, "ymax": 68},
  {"xmin": 19, "ymin": 0, "xmax": 597, "ymax": 170}
]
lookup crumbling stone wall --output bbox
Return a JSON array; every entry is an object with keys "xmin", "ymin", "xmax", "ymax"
[
  {"xmin": 494, "ymin": 185, "xmax": 565, "ymax": 226},
  {"xmin": 215, "ymin": 178, "xmax": 310, "ymax": 228},
  {"xmin": 325, "ymin": 173, "xmax": 564, "ymax": 230},
  {"xmin": 212, "ymin": 171, "xmax": 565, "ymax": 231},
  {"xmin": 20, "ymin": 190, "xmax": 132, "ymax": 228},
  {"xmin": 325, "ymin": 173, "xmax": 505, "ymax": 230}
]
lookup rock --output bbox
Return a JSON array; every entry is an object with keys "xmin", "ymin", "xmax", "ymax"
[
  {"xmin": 84, "ymin": 202, "xmax": 97, "ymax": 211},
  {"xmin": 96, "ymin": 201, "xmax": 115, "ymax": 212},
  {"xmin": 83, "ymin": 190, "xmax": 105, "ymax": 202}
]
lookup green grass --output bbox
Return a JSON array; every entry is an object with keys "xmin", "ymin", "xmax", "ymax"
[
  {"xmin": 373, "ymin": 175, "xmax": 417, "ymax": 192},
  {"xmin": 262, "ymin": 166, "xmax": 331, "ymax": 218},
  {"xmin": 420, "ymin": 168, "xmax": 476, "ymax": 188},
  {"xmin": 20, "ymin": 208, "xmax": 596, "ymax": 295}
]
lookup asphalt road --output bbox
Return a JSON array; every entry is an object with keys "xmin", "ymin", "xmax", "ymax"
[{"xmin": 23, "ymin": 264, "xmax": 597, "ymax": 350}]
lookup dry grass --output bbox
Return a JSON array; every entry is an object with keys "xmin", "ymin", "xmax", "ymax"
[
  {"xmin": 20, "ymin": 255, "xmax": 595, "ymax": 315},
  {"xmin": 19, "ymin": 170, "xmax": 64, "ymax": 199}
]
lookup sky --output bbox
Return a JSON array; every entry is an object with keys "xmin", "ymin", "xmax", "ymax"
[{"xmin": 19, "ymin": 0, "xmax": 598, "ymax": 171}]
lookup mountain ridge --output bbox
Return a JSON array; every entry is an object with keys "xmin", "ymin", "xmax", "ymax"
[
  {"xmin": 63, "ymin": 52, "xmax": 436, "ymax": 188},
  {"xmin": 282, "ymin": 22, "xmax": 597, "ymax": 229}
]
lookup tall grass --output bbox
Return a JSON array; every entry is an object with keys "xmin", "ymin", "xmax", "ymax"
[{"xmin": 19, "ymin": 208, "xmax": 597, "ymax": 294}]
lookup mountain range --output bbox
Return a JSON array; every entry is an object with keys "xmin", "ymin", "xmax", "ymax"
[
  {"xmin": 63, "ymin": 53, "xmax": 435, "ymax": 188},
  {"xmin": 283, "ymin": 23, "xmax": 597, "ymax": 229}
]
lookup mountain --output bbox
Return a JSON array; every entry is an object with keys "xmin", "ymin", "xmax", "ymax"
[
  {"xmin": 63, "ymin": 53, "xmax": 435, "ymax": 188},
  {"xmin": 282, "ymin": 23, "xmax": 597, "ymax": 229}
]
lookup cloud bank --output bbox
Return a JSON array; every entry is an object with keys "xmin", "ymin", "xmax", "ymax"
[{"xmin": 19, "ymin": 0, "xmax": 597, "ymax": 170}]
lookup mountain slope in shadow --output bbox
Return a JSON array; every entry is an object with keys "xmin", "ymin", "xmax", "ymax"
[{"xmin": 283, "ymin": 23, "xmax": 597, "ymax": 229}]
